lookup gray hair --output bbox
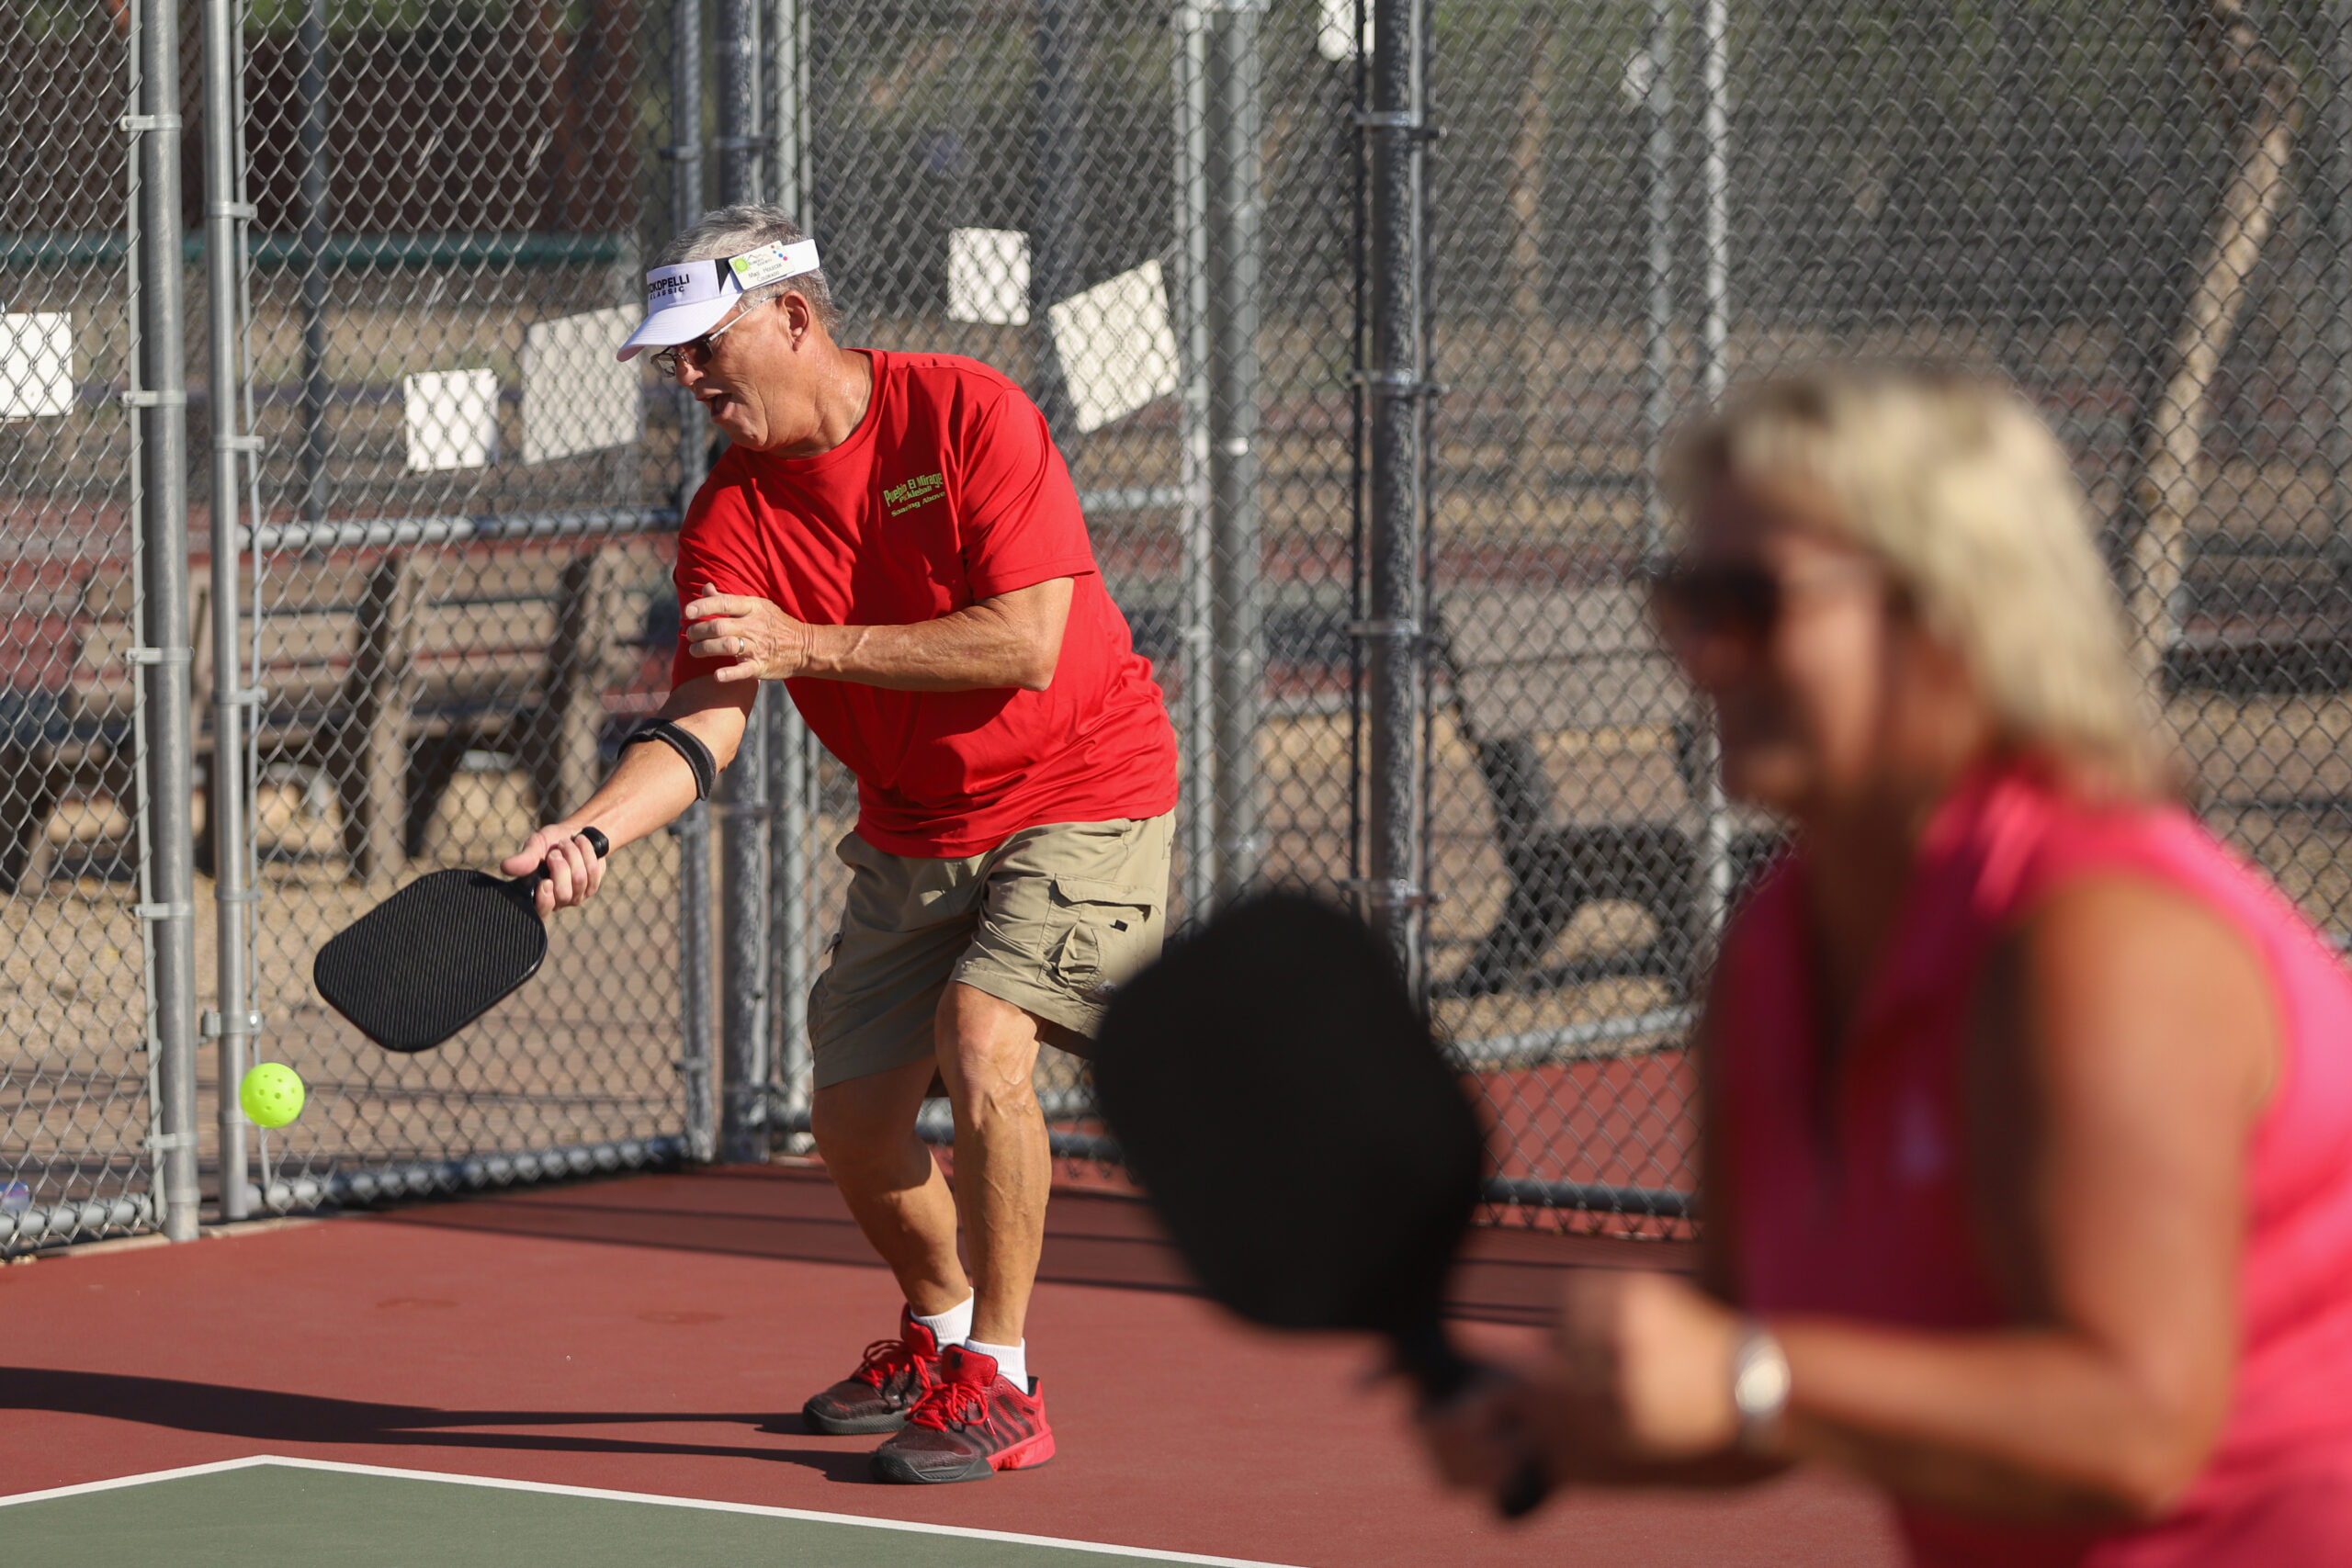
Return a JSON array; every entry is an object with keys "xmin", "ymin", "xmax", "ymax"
[
  {"xmin": 1666, "ymin": 366, "xmax": 2168, "ymax": 801},
  {"xmin": 657, "ymin": 204, "xmax": 840, "ymax": 332}
]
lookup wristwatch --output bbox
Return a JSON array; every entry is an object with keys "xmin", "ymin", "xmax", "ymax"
[{"xmin": 1730, "ymin": 1319, "xmax": 1792, "ymax": 1454}]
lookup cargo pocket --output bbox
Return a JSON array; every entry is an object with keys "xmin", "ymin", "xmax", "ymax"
[
  {"xmin": 1046, "ymin": 875, "xmax": 1158, "ymax": 1002},
  {"xmin": 805, "ymin": 968, "xmax": 837, "ymax": 1050}
]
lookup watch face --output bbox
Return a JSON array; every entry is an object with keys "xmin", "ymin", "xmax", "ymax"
[{"xmin": 1734, "ymin": 1333, "xmax": 1792, "ymax": 1422}]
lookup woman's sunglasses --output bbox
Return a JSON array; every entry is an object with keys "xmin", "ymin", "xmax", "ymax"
[
  {"xmin": 1646, "ymin": 557, "xmax": 1885, "ymax": 648},
  {"xmin": 1646, "ymin": 560, "xmax": 1787, "ymax": 647}
]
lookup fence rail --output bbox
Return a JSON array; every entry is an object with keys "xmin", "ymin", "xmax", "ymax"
[{"xmin": 16, "ymin": 0, "xmax": 2352, "ymax": 1252}]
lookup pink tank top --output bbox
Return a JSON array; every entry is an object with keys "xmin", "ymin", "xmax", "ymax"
[{"xmin": 1715, "ymin": 766, "xmax": 2352, "ymax": 1567}]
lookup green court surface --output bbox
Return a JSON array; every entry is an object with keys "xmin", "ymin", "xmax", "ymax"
[{"xmin": 1, "ymin": 1457, "xmax": 1290, "ymax": 1568}]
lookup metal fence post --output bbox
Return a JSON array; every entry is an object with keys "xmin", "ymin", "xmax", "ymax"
[
  {"xmin": 765, "ymin": 1, "xmax": 814, "ymax": 1143},
  {"xmin": 201, "ymin": 0, "xmax": 258, "ymax": 1221},
  {"xmin": 1361, "ymin": 0, "xmax": 1428, "ymax": 985},
  {"xmin": 671, "ymin": 0, "xmax": 716, "ymax": 1162},
  {"xmin": 1029, "ymin": 0, "xmax": 1086, "ymax": 443},
  {"xmin": 1174, "ymin": 5, "xmax": 1215, "ymax": 919},
  {"xmin": 2327, "ymin": 1, "xmax": 2352, "ymax": 535},
  {"xmin": 714, "ymin": 0, "xmax": 772, "ymax": 1164},
  {"xmin": 767, "ymin": 696, "xmax": 811, "ymax": 1142},
  {"xmin": 675, "ymin": 802, "xmax": 717, "ymax": 1161},
  {"xmin": 672, "ymin": 0, "xmax": 707, "ymax": 510},
  {"xmin": 717, "ymin": 0, "xmax": 758, "ymax": 203},
  {"xmin": 766, "ymin": 0, "xmax": 810, "ymax": 215},
  {"xmin": 296, "ymin": 0, "xmax": 331, "ymax": 528},
  {"xmin": 718, "ymin": 707, "xmax": 770, "ymax": 1161},
  {"xmin": 1690, "ymin": 0, "xmax": 1735, "ymax": 962},
  {"xmin": 1208, "ymin": 0, "xmax": 1263, "ymax": 903},
  {"xmin": 1641, "ymin": 0, "xmax": 1677, "ymax": 564},
  {"xmin": 130, "ymin": 0, "xmax": 200, "ymax": 1241}
]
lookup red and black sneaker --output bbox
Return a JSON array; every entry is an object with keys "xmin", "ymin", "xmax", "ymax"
[
  {"xmin": 869, "ymin": 1344, "xmax": 1055, "ymax": 1483},
  {"xmin": 801, "ymin": 1309, "xmax": 944, "ymax": 1436}
]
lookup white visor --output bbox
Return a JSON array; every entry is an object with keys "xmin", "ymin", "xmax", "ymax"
[{"xmin": 617, "ymin": 239, "xmax": 821, "ymax": 362}]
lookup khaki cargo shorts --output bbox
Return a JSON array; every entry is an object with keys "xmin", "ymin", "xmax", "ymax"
[{"xmin": 807, "ymin": 813, "xmax": 1174, "ymax": 1089}]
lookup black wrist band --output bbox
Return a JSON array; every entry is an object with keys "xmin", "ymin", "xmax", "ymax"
[{"xmin": 623, "ymin": 719, "xmax": 718, "ymax": 801}]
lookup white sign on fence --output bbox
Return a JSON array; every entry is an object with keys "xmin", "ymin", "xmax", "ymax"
[
  {"xmin": 1046, "ymin": 259, "xmax": 1179, "ymax": 434},
  {"xmin": 403, "ymin": 367, "xmax": 501, "ymax": 472},
  {"xmin": 522, "ymin": 307, "xmax": 641, "ymax": 464},
  {"xmin": 949, "ymin": 229, "xmax": 1032, "ymax": 325},
  {"xmin": 0, "ymin": 313, "xmax": 74, "ymax": 420},
  {"xmin": 1317, "ymin": 0, "xmax": 1366, "ymax": 62}
]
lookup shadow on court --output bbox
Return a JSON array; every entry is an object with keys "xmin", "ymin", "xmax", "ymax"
[
  {"xmin": 0, "ymin": 1368, "xmax": 871, "ymax": 1481},
  {"xmin": 378, "ymin": 1164, "xmax": 1690, "ymax": 1326},
  {"xmin": 0, "ymin": 1174, "xmax": 1895, "ymax": 1568}
]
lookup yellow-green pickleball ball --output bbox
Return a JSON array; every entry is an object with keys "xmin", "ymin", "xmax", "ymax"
[{"xmin": 239, "ymin": 1063, "xmax": 305, "ymax": 1128}]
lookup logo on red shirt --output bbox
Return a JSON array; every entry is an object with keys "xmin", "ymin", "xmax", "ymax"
[{"xmin": 884, "ymin": 471, "xmax": 945, "ymax": 516}]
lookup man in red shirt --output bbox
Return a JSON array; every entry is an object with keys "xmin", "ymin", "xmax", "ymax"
[{"xmin": 505, "ymin": 205, "xmax": 1179, "ymax": 1484}]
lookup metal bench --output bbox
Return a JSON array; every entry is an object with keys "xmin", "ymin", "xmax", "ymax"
[
  {"xmin": 1431, "ymin": 583, "xmax": 1781, "ymax": 1000},
  {"xmin": 0, "ymin": 570, "xmax": 205, "ymax": 891},
  {"xmin": 242, "ymin": 543, "xmax": 648, "ymax": 880},
  {"xmin": 0, "ymin": 542, "xmax": 647, "ymax": 890},
  {"xmin": 2161, "ymin": 531, "xmax": 2352, "ymax": 695}
]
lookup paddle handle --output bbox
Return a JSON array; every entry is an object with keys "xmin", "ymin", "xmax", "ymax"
[
  {"xmin": 1496, "ymin": 1453, "xmax": 1550, "ymax": 1520},
  {"xmin": 1395, "ymin": 1321, "xmax": 1552, "ymax": 1521},
  {"xmin": 522, "ymin": 826, "xmax": 609, "ymax": 887}
]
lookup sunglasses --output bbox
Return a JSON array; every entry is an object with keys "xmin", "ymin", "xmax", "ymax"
[
  {"xmin": 650, "ymin": 297, "xmax": 767, "ymax": 378},
  {"xmin": 1646, "ymin": 557, "xmax": 1884, "ymax": 647}
]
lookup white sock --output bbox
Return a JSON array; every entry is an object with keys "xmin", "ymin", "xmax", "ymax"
[
  {"xmin": 910, "ymin": 1295, "xmax": 973, "ymax": 1348},
  {"xmin": 964, "ymin": 1337, "xmax": 1027, "ymax": 1390}
]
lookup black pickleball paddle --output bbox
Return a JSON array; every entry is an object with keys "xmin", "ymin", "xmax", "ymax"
[
  {"xmin": 1092, "ymin": 889, "xmax": 1549, "ymax": 1519},
  {"xmin": 312, "ymin": 827, "xmax": 609, "ymax": 1055}
]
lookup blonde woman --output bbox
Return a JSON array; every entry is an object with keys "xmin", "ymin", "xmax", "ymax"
[{"xmin": 1425, "ymin": 369, "xmax": 2352, "ymax": 1562}]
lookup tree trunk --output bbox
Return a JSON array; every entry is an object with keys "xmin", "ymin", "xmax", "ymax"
[{"xmin": 2129, "ymin": 0, "xmax": 2301, "ymax": 674}]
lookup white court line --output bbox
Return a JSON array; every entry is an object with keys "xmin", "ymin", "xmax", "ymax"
[{"xmin": 0, "ymin": 1454, "xmax": 1304, "ymax": 1568}]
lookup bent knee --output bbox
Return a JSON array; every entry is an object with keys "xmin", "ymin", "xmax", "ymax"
[
  {"xmin": 943, "ymin": 1043, "xmax": 1039, "ymax": 1109},
  {"xmin": 808, "ymin": 1110, "xmax": 888, "ymax": 1171},
  {"xmin": 811, "ymin": 1113, "xmax": 933, "ymax": 1190},
  {"xmin": 810, "ymin": 1070, "xmax": 930, "ymax": 1169},
  {"xmin": 938, "ymin": 998, "xmax": 1041, "ymax": 1106}
]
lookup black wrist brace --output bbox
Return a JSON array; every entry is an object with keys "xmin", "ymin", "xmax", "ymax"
[{"xmin": 623, "ymin": 719, "xmax": 718, "ymax": 801}]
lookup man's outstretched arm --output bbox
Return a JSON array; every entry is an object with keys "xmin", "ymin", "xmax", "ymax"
[{"xmin": 500, "ymin": 673, "xmax": 752, "ymax": 913}]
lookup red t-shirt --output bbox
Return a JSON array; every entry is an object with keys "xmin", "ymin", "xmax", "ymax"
[{"xmin": 670, "ymin": 349, "xmax": 1179, "ymax": 857}]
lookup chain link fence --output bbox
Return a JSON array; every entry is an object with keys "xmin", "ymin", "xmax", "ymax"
[
  {"xmin": 19, "ymin": 0, "xmax": 2352, "ymax": 1250},
  {"xmin": 5, "ymin": 0, "xmax": 700, "ymax": 1253},
  {"xmin": 215, "ymin": 0, "xmax": 695, "ymax": 1216},
  {"xmin": 1, "ymin": 1, "xmax": 163, "ymax": 1250},
  {"xmin": 1425, "ymin": 0, "xmax": 2352, "ymax": 1233}
]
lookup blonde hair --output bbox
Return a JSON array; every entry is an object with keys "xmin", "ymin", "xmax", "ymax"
[{"xmin": 1665, "ymin": 366, "xmax": 2167, "ymax": 800}]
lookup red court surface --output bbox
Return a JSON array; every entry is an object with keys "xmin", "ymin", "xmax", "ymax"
[{"xmin": 0, "ymin": 1166, "xmax": 1902, "ymax": 1567}]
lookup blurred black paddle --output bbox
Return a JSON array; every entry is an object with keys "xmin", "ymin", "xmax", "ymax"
[
  {"xmin": 1093, "ymin": 890, "xmax": 1548, "ymax": 1518},
  {"xmin": 313, "ymin": 827, "xmax": 608, "ymax": 1055}
]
